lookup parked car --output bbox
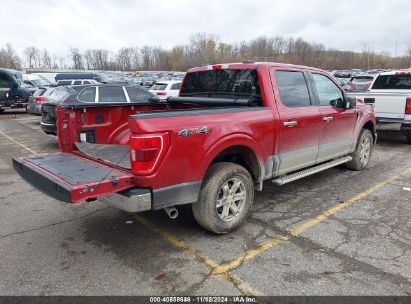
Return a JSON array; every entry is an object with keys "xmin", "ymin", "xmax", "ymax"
[
  {"xmin": 14, "ymin": 62, "xmax": 376, "ymax": 234},
  {"xmin": 27, "ymin": 86, "xmax": 57, "ymax": 116},
  {"xmin": 149, "ymin": 80, "xmax": 182, "ymax": 100},
  {"xmin": 332, "ymin": 70, "xmax": 352, "ymax": 78},
  {"xmin": 141, "ymin": 79, "xmax": 156, "ymax": 89},
  {"xmin": 55, "ymin": 72, "xmax": 104, "ymax": 83},
  {"xmin": 22, "ymin": 74, "xmax": 53, "ymax": 89},
  {"xmin": 348, "ymin": 70, "xmax": 411, "ymax": 143},
  {"xmin": 40, "ymin": 84, "xmax": 154, "ymax": 134},
  {"xmin": 349, "ymin": 75, "xmax": 375, "ymax": 91},
  {"xmin": 56, "ymin": 79, "xmax": 99, "ymax": 86},
  {"xmin": 0, "ymin": 68, "xmax": 36, "ymax": 111}
]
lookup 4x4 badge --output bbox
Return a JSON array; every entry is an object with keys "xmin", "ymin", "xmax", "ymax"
[{"xmin": 178, "ymin": 126, "xmax": 209, "ymax": 137}]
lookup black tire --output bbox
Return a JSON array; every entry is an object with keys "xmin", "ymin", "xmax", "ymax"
[
  {"xmin": 192, "ymin": 162, "xmax": 254, "ymax": 234},
  {"xmin": 0, "ymin": 109, "xmax": 4, "ymax": 113},
  {"xmin": 345, "ymin": 129, "xmax": 374, "ymax": 171},
  {"xmin": 406, "ymin": 133, "xmax": 411, "ymax": 145}
]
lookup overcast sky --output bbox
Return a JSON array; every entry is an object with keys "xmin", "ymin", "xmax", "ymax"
[{"xmin": 1, "ymin": 0, "xmax": 410, "ymax": 57}]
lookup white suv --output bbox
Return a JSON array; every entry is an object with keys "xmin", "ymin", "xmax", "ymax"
[{"xmin": 149, "ymin": 80, "xmax": 182, "ymax": 100}]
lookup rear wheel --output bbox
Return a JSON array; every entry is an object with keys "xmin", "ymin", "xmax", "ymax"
[
  {"xmin": 345, "ymin": 129, "xmax": 374, "ymax": 170},
  {"xmin": 192, "ymin": 162, "xmax": 254, "ymax": 234},
  {"xmin": 406, "ymin": 133, "xmax": 411, "ymax": 145}
]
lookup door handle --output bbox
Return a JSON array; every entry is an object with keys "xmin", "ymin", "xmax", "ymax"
[
  {"xmin": 283, "ymin": 121, "xmax": 297, "ymax": 127},
  {"xmin": 323, "ymin": 116, "xmax": 333, "ymax": 122}
]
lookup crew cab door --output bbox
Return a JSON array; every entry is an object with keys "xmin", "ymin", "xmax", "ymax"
[
  {"xmin": 309, "ymin": 73, "xmax": 356, "ymax": 162},
  {"xmin": 270, "ymin": 69, "xmax": 321, "ymax": 175}
]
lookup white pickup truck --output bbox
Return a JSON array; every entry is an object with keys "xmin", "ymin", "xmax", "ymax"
[{"xmin": 348, "ymin": 70, "xmax": 411, "ymax": 144}]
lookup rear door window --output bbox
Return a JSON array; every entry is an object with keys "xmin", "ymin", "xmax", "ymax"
[
  {"xmin": 373, "ymin": 74, "xmax": 411, "ymax": 89},
  {"xmin": 73, "ymin": 80, "xmax": 82, "ymax": 85},
  {"xmin": 98, "ymin": 86, "xmax": 127, "ymax": 103},
  {"xmin": 275, "ymin": 71, "xmax": 311, "ymax": 107},
  {"xmin": 170, "ymin": 82, "xmax": 181, "ymax": 90},
  {"xmin": 125, "ymin": 87, "xmax": 153, "ymax": 102},
  {"xmin": 78, "ymin": 87, "xmax": 96, "ymax": 102},
  {"xmin": 312, "ymin": 74, "xmax": 344, "ymax": 106}
]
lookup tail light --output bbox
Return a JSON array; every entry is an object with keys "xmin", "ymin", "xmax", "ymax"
[
  {"xmin": 156, "ymin": 92, "xmax": 167, "ymax": 96},
  {"xmin": 406, "ymin": 98, "xmax": 411, "ymax": 115},
  {"xmin": 129, "ymin": 132, "xmax": 169, "ymax": 175},
  {"xmin": 35, "ymin": 96, "xmax": 47, "ymax": 103},
  {"xmin": 208, "ymin": 64, "xmax": 229, "ymax": 70}
]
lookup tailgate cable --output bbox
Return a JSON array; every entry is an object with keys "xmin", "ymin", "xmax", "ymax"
[{"xmin": 88, "ymin": 148, "xmax": 131, "ymax": 194}]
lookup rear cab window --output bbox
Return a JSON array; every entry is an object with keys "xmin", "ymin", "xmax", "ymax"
[
  {"xmin": 180, "ymin": 69, "xmax": 262, "ymax": 106},
  {"xmin": 125, "ymin": 87, "xmax": 153, "ymax": 102},
  {"xmin": 78, "ymin": 87, "xmax": 96, "ymax": 102},
  {"xmin": 275, "ymin": 71, "xmax": 311, "ymax": 107},
  {"xmin": 372, "ymin": 74, "xmax": 411, "ymax": 90},
  {"xmin": 98, "ymin": 86, "xmax": 127, "ymax": 103}
]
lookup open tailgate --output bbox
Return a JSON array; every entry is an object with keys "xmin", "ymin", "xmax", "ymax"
[{"xmin": 12, "ymin": 153, "xmax": 135, "ymax": 204}]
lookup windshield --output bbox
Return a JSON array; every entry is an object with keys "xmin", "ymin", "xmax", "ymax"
[
  {"xmin": 180, "ymin": 69, "xmax": 262, "ymax": 104},
  {"xmin": 372, "ymin": 74, "xmax": 411, "ymax": 90}
]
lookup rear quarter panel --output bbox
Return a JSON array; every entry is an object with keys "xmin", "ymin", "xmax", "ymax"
[{"xmin": 128, "ymin": 108, "xmax": 276, "ymax": 189}]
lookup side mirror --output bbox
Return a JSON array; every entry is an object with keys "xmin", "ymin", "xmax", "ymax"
[
  {"xmin": 346, "ymin": 96, "xmax": 356, "ymax": 109},
  {"xmin": 330, "ymin": 98, "xmax": 345, "ymax": 109}
]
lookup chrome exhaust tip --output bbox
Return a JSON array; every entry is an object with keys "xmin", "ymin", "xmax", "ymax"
[{"xmin": 164, "ymin": 207, "xmax": 178, "ymax": 219}]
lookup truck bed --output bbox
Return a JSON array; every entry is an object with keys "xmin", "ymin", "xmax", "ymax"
[{"xmin": 75, "ymin": 142, "xmax": 131, "ymax": 169}]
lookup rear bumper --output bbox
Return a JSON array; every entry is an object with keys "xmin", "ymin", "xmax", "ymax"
[
  {"xmin": 376, "ymin": 117, "xmax": 410, "ymax": 124},
  {"xmin": 40, "ymin": 121, "xmax": 57, "ymax": 134},
  {"xmin": 98, "ymin": 188, "xmax": 152, "ymax": 212},
  {"xmin": 27, "ymin": 103, "xmax": 42, "ymax": 115}
]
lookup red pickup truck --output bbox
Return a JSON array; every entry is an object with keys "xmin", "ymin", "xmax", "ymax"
[{"xmin": 13, "ymin": 62, "xmax": 376, "ymax": 234}]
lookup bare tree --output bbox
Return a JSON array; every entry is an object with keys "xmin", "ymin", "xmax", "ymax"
[
  {"xmin": 41, "ymin": 49, "xmax": 52, "ymax": 69},
  {"xmin": 70, "ymin": 47, "xmax": 84, "ymax": 70},
  {"xmin": 141, "ymin": 46, "xmax": 154, "ymax": 70},
  {"xmin": 24, "ymin": 46, "xmax": 41, "ymax": 68},
  {"xmin": 117, "ymin": 47, "xmax": 133, "ymax": 70},
  {"xmin": 0, "ymin": 43, "xmax": 21, "ymax": 68}
]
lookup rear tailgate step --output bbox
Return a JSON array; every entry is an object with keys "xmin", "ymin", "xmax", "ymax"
[{"xmin": 12, "ymin": 153, "xmax": 135, "ymax": 203}]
